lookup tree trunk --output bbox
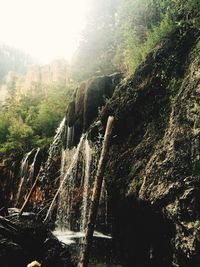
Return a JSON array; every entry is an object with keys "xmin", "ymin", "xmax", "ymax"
[{"xmin": 78, "ymin": 116, "xmax": 114, "ymax": 267}]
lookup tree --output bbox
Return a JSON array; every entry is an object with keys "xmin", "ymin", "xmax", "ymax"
[{"xmin": 0, "ymin": 114, "xmax": 9, "ymax": 143}]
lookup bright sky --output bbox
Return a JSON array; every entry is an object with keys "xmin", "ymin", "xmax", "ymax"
[{"xmin": 0, "ymin": 0, "xmax": 90, "ymax": 63}]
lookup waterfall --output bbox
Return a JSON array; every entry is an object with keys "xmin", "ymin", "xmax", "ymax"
[
  {"xmin": 46, "ymin": 118, "xmax": 66, "ymax": 170},
  {"xmin": 21, "ymin": 149, "xmax": 34, "ymax": 178},
  {"xmin": 66, "ymin": 126, "xmax": 74, "ymax": 148},
  {"xmin": 14, "ymin": 118, "xmax": 66, "ymax": 210},
  {"xmin": 80, "ymin": 138, "xmax": 93, "ymax": 232},
  {"xmin": 55, "ymin": 135, "xmax": 95, "ymax": 231},
  {"xmin": 40, "ymin": 118, "xmax": 66, "ymax": 182},
  {"xmin": 15, "ymin": 148, "xmax": 41, "ymax": 207},
  {"xmin": 44, "ymin": 135, "xmax": 85, "ymax": 223},
  {"xmin": 55, "ymin": 135, "xmax": 93, "ymax": 230},
  {"xmin": 54, "ymin": 134, "xmax": 108, "ymax": 233},
  {"xmin": 42, "ymin": 118, "xmax": 109, "ymax": 233},
  {"xmin": 28, "ymin": 148, "xmax": 41, "ymax": 183},
  {"xmin": 15, "ymin": 149, "xmax": 35, "ymax": 205},
  {"xmin": 8, "ymin": 162, "xmax": 16, "ymax": 202}
]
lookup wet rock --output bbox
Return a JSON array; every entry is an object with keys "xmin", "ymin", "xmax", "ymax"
[
  {"xmin": 98, "ymin": 26, "xmax": 200, "ymax": 266},
  {"xmin": 0, "ymin": 187, "xmax": 8, "ymax": 216},
  {"xmin": 66, "ymin": 73, "xmax": 122, "ymax": 146},
  {"xmin": 0, "ymin": 216, "xmax": 74, "ymax": 267},
  {"xmin": 42, "ymin": 235, "xmax": 75, "ymax": 267}
]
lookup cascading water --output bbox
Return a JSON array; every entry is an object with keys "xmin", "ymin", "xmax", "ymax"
[
  {"xmin": 15, "ymin": 148, "xmax": 41, "ymax": 207},
  {"xmin": 66, "ymin": 126, "xmax": 74, "ymax": 148},
  {"xmin": 44, "ymin": 135, "xmax": 85, "ymax": 223},
  {"xmin": 40, "ymin": 116, "xmax": 111, "ymax": 266},
  {"xmin": 43, "ymin": 117, "xmax": 66, "ymax": 176},
  {"xmin": 7, "ymin": 162, "xmax": 16, "ymax": 202},
  {"xmin": 55, "ymin": 135, "xmax": 95, "ymax": 231},
  {"xmin": 15, "ymin": 149, "xmax": 34, "ymax": 205},
  {"xmin": 51, "ymin": 131, "xmax": 113, "ymax": 266},
  {"xmin": 28, "ymin": 148, "xmax": 41, "ymax": 182},
  {"xmin": 53, "ymin": 132, "xmax": 108, "ymax": 233},
  {"xmin": 80, "ymin": 138, "xmax": 93, "ymax": 232},
  {"xmin": 42, "ymin": 119, "xmax": 108, "ymax": 230}
]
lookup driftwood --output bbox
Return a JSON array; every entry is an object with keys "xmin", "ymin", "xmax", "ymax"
[{"xmin": 78, "ymin": 116, "xmax": 114, "ymax": 267}]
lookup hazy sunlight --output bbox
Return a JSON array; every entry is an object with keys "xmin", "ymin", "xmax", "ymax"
[{"xmin": 0, "ymin": 0, "xmax": 90, "ymax": 63}]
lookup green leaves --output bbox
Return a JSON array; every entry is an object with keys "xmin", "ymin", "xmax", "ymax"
[
  {"xmin": 0, "ymin": 81, "xmax": 75, "ymax": 156},
  {"xmin": 115, "ymin": 0, "xmax": 199, "ymax": 75},
  {"xmin": 0, "ymin": 114, "xmax": 10, "ymax": 143}
]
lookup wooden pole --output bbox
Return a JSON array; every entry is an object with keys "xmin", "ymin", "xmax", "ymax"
[
  {"xmin": 78, "ymin": 116, "xmax": 114, "ymax": 267},
  {"xmin": 19, "ymin": 175, "xmax": 40, "ymax": 216}
]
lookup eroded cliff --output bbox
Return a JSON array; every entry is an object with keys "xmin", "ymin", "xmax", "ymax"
[{"xmin": 96, "ymin": 26, "xmax": 200, "ymax": 266}]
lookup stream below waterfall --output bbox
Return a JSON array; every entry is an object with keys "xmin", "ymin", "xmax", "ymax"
[
  {"xmin": 53, "ymin": 229, "xmax": 122, "ymax": 267},
  {"xmin": 53, "ymin": 229, "xmax": 112, "ymax": 245}
]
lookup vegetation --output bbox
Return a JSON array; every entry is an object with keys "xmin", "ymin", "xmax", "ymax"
[
  {"xmin": 72, "ymin": 0, "xmax": 199, "ymax": 79},
  {"xmin": 0, "ymin": 80, "xmax": 75, "ymax": 156},
  {"xmin": 0, "ymin": 0, "xmax": 199, "ymax": 157}
]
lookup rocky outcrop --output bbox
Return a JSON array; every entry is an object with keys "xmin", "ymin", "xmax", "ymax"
[
  {"xmin": 0, "ymin": 148, "xmax": 48, "ymax": 210},
  {"xmin": 0, "ymin": 216, "xmax": 74, "ymax": 267},
  {"xmin": 66, "ymin": 73, "xmax": 122, "ymax": 146},
  {"xmin": 0, "ymin": 155, "xmax": 22, "ymax": 207},
  {"xmin": 0, "ymin": 59, "xmax": 70, "ymax": 104},
  {"xmin": 96, "ymin": 26, "xmax": 200, "ymax": 266}
]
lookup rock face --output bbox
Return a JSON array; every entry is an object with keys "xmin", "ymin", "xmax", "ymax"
[
  {"xmin": 66, "ymin": 73, "xmax": 122, "ymax": 146},
  {"xmin": 97, "ymin": 26, "xmax": 200, "ymax": 266},
  {"xmin": 0, "ymin": 216, "xmax": 74, "ymax": 267},
  {"xmin": 0, "ymin": 146, "xmax": 64, "ymax": 218},
  {"xmin": 0, "ymin": 155, "xmax": 22, "ymax": 207},
  {"xmin": 0, "ymin": 59, "xmax": 70, "ymax": 104}
]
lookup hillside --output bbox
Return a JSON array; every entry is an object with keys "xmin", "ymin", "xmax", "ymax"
[{"xmin": 0, "ymin": 59, "xmax": 74, "ymax": 157}]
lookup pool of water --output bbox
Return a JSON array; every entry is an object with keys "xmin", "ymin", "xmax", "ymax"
[
  {"xmin": 53, "ymin": 229, "xmax": 122, "ymax": 267},
  {"xmin": 53, "ymin": 229, "xmax": 112, "ymax": 245}
]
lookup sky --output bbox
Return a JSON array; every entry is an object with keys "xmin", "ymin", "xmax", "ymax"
[{"xmin": 0, "ymin": 0, "xmax": 90, "ymax": 63}]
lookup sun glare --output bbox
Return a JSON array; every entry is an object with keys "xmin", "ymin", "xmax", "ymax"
[{"xmin": 0, "ymin": 0, "xmax": 90, "ymax": 63}]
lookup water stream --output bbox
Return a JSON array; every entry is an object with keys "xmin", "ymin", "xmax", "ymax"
[{"xmin": 15, "ymin": 148, "xmax": 41, "ymax": 206}]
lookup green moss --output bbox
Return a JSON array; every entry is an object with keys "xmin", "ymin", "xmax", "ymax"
[
  {"xmin": 192, "ymin": 160, "xmax": 200, "ymax": 175},
  {"xmin": 168, "ymin": 78, "xmax": 183, "ymax": 101}
]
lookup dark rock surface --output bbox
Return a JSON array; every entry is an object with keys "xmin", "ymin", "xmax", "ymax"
[
  {"xmin": 0, "ymin": 216, "xmax": 74, "ymax": 267},
  {"xmin": 0, "ymin": 146, "xmax": 58, "ymax": 215},
  {"xmin": 0, "ymin": 154, "xmax": 22, "ymax": 207},
  {"xmin": 66, "ymin": 73, "xmax": 122, "ymax": 146},
  {"xmin": 97, "ymin": 26, "xmax": 200, "ymax": 266}
]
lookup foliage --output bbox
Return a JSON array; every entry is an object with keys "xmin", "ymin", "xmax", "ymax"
[
  {"xmin": 0, "ymin": 81, "xmax": 75, "ymax": 156},
  {"xmin": 115, "ymin": 0, "xmax": 199, "ymax": 74},
  {"xmin": 192, "ymin": 160, "xmax": 200, "ymax": 175},
  {"xmin": 72, "ymin": 0, "xmax": 199, "ymax": 78},
  {"xmin": 0, "ymin": 0, "xmax": 199, "ymax": 157},
  {"xmin": 0, "ymin": 114, "xmax": 10, "ymax": 143}
]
